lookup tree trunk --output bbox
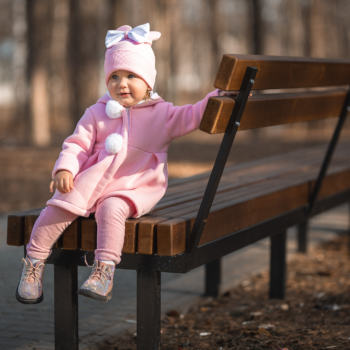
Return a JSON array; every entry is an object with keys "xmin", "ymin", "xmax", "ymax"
[
  {"xmin": 12, "ymin": 0, "xmax": 29, "ymax": 143},
  {"xmin": 68, "ymin": 0, "xmax": 100, "ymax": 126},
  {"xmin": 208, "ymin": 0, "xmax": 221, "ymax": 85},
  {"xmin": 49, "ymin": 0, "xmax": 72, "ymax": 139},
  {"xmin": 251, "ymin": 0, "xmax": 263, "ymax": 55},
  {"xmin": 27, "ymin": 0, "xmax": 51, "ymax": 146}
]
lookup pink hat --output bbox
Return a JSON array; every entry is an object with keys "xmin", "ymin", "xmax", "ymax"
[{"xmin": 104, "ymin": 23, "xmax": 161, "ymax": 89}]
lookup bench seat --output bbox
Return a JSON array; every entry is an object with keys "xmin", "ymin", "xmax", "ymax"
[{"xmin": 8, "ymin": 140, "xmax": 350, "ymax": 257}]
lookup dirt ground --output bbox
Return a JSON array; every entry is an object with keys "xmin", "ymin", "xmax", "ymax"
[
  {"xmin": 0, "ymin": 127, "xmax": 342, "ymax": 214},
  {"xmin": 102, "ymin": 234, "xmax": 350, "ymax": 350}
]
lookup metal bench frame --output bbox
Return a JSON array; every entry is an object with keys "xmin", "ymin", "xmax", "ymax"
[{"xmin": 22, "ymin": 66, "xmax": 350, "ymax": 350}]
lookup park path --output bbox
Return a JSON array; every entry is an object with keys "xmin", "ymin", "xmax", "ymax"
[{"xmin": 0, "ymin": 204, "xmax": 348, "ymax": 350}]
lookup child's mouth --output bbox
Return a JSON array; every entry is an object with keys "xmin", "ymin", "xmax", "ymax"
[{"xmin": 119, "ymin": 93, "xmax": 130, "ymax": 97}]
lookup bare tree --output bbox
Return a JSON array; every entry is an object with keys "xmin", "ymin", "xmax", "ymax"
[
  {"xmin": 68, "ymin": 0, "xmax": 100, "ymax": 125},
  {"xmin": 27, "ymin": 0, "xmax": 51, "ymax": 146},
  {"xmin": 251, "ymin": 0, "xmax": 263, "ymax": 54},
  {"xmin": 208, "ymin": 0, "xmax": 221, "ymax": 84},
  {"xmin": 49, "ymin": 0, "xmax": 71, "ymax": 139},
  {"xmin": 12, "ymin": 0, "xmax": 29, "ymax": 143}
]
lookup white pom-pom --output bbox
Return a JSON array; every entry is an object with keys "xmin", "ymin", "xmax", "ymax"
[
  {"xmin": 105, "ymin": 100, "xmax": 124, "ymax": 119},
  {"xmin": 105, "ymin": 133, "xmax": 123, "ymax": 154},
  {"xmin": 150, "ymin": 91, "xmax": 160, "ymax": 100}
]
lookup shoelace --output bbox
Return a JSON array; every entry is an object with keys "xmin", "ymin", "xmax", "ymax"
[
  {"xmin": 22, "ymin": 258, "xmax": 43, "ymax": 284},
  {"xmin": 90, "ymin": 266, "xmax": 109, "ymax": 281},
  {"xmin": 84, "ymin": 255, "xmax": 110, "ymax": 281}
]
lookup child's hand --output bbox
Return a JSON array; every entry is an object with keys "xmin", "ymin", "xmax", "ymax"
[
  {"xmin": 219, "ymin": 90, "xmax": 252, "ymax": 97},
  {"xmin": 50, "ymin": 170, "xmax": 74, "ymax": 194}
]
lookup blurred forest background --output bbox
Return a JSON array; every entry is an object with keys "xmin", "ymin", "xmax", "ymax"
[
  {"xmin": 1, "ymin": 0, "xmax": 350, "ymax": 147},
  {"xmin": 1, "ymin": 0, "xmax": 350, "ymax": 213}
]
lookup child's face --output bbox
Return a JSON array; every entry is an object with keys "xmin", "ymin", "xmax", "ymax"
[{"xmin": 107, "ymin": 70, "xmax": 149, "ymax": 107}]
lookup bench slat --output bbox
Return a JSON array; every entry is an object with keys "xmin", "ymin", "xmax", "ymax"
[
  {"xmin": 151, "ymin": 145, "xmax": 333, "ymax": 211},
  {"xmin": 7, "ymin": 208, "xmax": 42, "ymax": 247},
  {"xmin": 62, "ymin": 219, "xmax": 80, "ymax": 250},
  {"xmin": 200, "ymin": 90, "xmax": 348, "ymax": 134},
  {"xmin": 136, "ymin": 144, "xmax": 350, "ymax": 254},
  {"xmin": 215, "ymin": 54, "xmax": 350, "ymax": 90},
  {"xmin": 157, "ymin": 143, "xmax": 339, "ymax": 199},
  {"xmin": 80, "ymin": 216, "xmax": 138, "ymax": 253},
  {"xmin": 81, "ymin": 217, "xmax": 97, "ymax": 251},
  {"xmin": 155, "ymin": 146, "xmax": 327, "ymax": 207},
  {"xmin": 158, "ymin": 181, "xmax": 309, "ymax": 256},
  {"xmin": 157, "ymin": 163, "xmax": 350, "ymax": 256}
]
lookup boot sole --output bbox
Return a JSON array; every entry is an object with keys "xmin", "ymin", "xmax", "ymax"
[
  {"xmin": 77, "ymin": 289, "xmax": 112, "ymax": 302},
  {"xmin": 16, "ymin": 287, "xmax": 43, "ymax": 304}
]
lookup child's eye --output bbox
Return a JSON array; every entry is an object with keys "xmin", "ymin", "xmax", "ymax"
[
  {"xmin": 111, "ymin": 74, "xmax": 118, "ymax": 80},
  {"xmin": 128, "ymin": 74, "xmax": 136, "ymax": 79}
]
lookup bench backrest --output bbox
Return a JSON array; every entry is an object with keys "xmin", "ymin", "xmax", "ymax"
[
  {"xmin": 186, "ymin": 54, "xmax": 350, "ymax": 268},
  {"xmin": 200, "ymin": 54, "xmax": 350, "ymax": 134}
]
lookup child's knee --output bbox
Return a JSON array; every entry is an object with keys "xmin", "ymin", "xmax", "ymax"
[{"xmin": 96, "ymin": 196, "xmax": 135, "ymax": 220}]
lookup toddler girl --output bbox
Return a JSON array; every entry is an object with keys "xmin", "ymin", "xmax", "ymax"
[{"xmin": 16, "ymin": 23, "xmax": 233, "ymax": 303}]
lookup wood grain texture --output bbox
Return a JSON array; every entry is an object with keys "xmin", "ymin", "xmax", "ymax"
[
  {"xmin": 24, "ymin": 211, "xmax": 63, "ymax": 249},
  {"xmin": 137, "ymin": 217, "xmax": 160, "ymax": 255},
  {"xmin": 137, "ymin": 199, "xmax": 213, "ymax": 255},
  {"xmin": 200, "ymin": 90, "xmax": 347, "ymax": 134},
  {"xmin": 80, "ymin": 216, "xmax": 138, "ymax": 253},
  {"xmin": 7, "ymin": 215, "xmax": 25, "ymax": 246},
  {"xmin": 6, "ymin": 209, "xmax": 42, "ymax": 247},
  {"xmin": 23, "ymin": 210, "xmax": 43, "ymax": 246},
  {"xmin": 81, "ymin": 217, "xmax": 97, "ymax": 251},
  {"xmin": 215, "ymin": 54, "xmax": 350, "ymax": 90},
  {"xmin": 155, "ymin": 144, "xmax": 332, "ymax": 209},
  {"xmin": 200, "ymin": 96, "xmax": 236, "ymax": 134},
  {"xmin": 19, "ymin": 209, "xmax": 79, "ymax": 250},
  {"xmin": 124, "ymin": 219, "xmax": 140, "ymax": 253},
  {"xmin": 157, "ymin": 164, "xmax": 350, "ymax": 256},
  {"xmin": 81, "ymin": 216, "xmax": 139, "ymax": 254},
  {"xmin": 139, "ymin": 143, "xmax": 350, "ymax": 254},
  {"xmin": 62, "ymin": 219, "xmax": 80, "ymax": 250},
  {"xmin": 23, "ymin": 210, "xmax": 80, "ymax": 249}
]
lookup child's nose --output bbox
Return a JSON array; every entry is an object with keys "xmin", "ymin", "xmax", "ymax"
[{"xmin": 119, "ymin": 78, "xmax": 127, "ymax": 88}]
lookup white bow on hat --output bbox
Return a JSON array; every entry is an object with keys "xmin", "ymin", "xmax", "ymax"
[{"xmin": 105, "ymin": 23, "xmax": 160, "ymax": 48}]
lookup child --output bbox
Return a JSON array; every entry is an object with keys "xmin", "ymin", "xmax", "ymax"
[{"xmin": 16, "ymin": 23, "xmax": 235, "ymax": 303}]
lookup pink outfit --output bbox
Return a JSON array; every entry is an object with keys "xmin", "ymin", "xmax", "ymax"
[
  {"xmin": 27, "ymin": 196, "xmax": 135, "ymax": 264},
  {"xmin": 27, "ymin": 89, "xmax": 218, "ymax": 263},
  {"xmin": 47, "ymin": 90, "xmax": 219, "ymax": 218}
]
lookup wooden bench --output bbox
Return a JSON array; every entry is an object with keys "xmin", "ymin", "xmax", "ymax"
[{"xmin": 7, "ymin": 54, "xmax": 350, "ymax": 350}]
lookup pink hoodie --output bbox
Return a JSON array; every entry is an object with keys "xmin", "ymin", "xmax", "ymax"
[{"xmin": 48, "ymin": 90, "xmax": 219, "ymax": 218}]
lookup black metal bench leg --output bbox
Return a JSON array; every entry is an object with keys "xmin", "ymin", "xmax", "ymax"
[
  {"xmin": 54, "ymin": 264, "xmax": 78, "ymax": 350},
  {"xmin": 269, "ymin": 230, "xmax": 287, "ymax": 299},
  {"xmin": 297, "ymin": 221, "xmax": 308, "ymax": 253},
  {"xmin": 205, "ymin": 258, "xmax": 221, "ymax": 297},
  {"xmin": 137, "ymin": 269, "xmax": 161, "ymax": 350}
]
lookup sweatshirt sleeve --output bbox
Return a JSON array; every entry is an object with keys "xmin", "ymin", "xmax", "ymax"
[
  {"xmin": 165, "ymin": 90, "xmax": 219, "ymax": 139},
  {"xmin": 52, "ymin": 108, "xmax": 97, "ymax": 179}
]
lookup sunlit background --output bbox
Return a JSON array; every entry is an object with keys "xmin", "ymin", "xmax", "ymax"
[{"xmin": 0, "ymin": 0, "xmax": 350, "ymax": 212}]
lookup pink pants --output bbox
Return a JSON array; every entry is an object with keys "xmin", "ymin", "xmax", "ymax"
[{"xmin": 26, "ymin": 197, "xmax": 136, "ymax": 264}]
